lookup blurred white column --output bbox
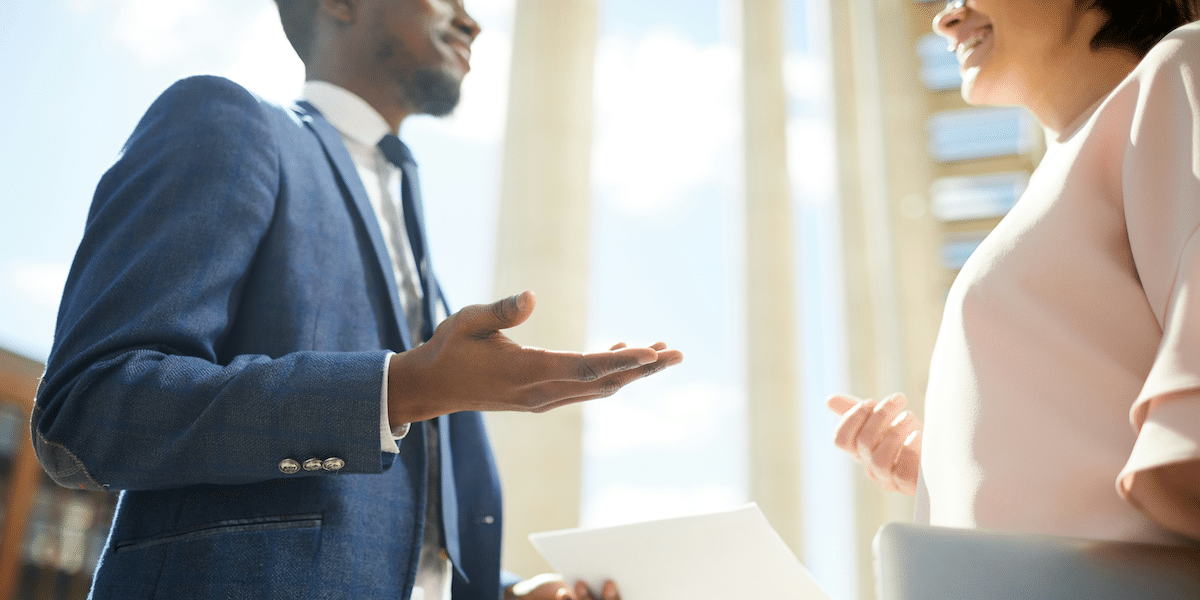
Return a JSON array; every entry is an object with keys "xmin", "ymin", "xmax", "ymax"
[
  {"xmin": 829, "ymin": 0, "xmax": 950, "ymax": 596},
  {"xmin": 741, "ymin": 0, "xmax": 804, "ymax": 560},
  {"xmin": 487, "ymin": 0, "xmax": 600, "ymax": 577}
]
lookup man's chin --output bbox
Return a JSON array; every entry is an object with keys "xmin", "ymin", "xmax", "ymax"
[{"xmin": 408, "ymin": 68, "xmax": 463, "ymax": 117}]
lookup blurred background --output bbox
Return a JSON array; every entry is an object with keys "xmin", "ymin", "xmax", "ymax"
[{"xmin": 0, "ymin": 0, "xmax": 1043, "ymax": 598}]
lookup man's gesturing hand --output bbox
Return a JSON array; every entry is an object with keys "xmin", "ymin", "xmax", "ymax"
[{"xmin": 387, "ymin": 290, "xmax": 683, "ymax": 424}]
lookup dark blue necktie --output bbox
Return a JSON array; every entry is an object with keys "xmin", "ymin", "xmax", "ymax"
[
  {"xmin": 378, "ymin": 134, "xmax": 436, "ymax": 342},
  {"xmin": 377, "ymin": 134, "xmax": 463, "ymax": 579}
]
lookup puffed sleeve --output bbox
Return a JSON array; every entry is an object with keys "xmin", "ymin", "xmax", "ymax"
[{"xmin": 1118, "ymin": 24, "xmax": 1200, "ymax": 493}]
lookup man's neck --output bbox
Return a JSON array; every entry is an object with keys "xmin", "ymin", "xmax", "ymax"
[{"xmin": 305, "ymin": 68, "xmax": 408, "ymax": 133}]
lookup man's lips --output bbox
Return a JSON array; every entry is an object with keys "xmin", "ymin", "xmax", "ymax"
[{"xmin": 444, "ymin": 35, "xmax": 472, "ymax": 70}]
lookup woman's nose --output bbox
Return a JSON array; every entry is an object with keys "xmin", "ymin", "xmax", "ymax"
[{"xmin": 933, "ymin": 0, "xmax": 968, "ymax": 41}]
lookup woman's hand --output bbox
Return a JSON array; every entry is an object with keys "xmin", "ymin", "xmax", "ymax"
[{"xmin": 827, "ymin": 393, "xmax": 923, "ymax": 495}]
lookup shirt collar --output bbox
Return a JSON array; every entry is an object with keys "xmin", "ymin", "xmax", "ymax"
[{"xmin": 301, "ymin": 80, "xmax": 392, "ymax": 147}]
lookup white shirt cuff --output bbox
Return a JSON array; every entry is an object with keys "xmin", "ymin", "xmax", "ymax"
[{"xmin": 381, "ymin": 352, "xmax": 410, "ymax": 454}]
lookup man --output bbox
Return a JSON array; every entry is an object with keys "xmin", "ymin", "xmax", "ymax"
[{"xmin": 32, "ymin": 0, "xmax": 680, "ymax": 598}]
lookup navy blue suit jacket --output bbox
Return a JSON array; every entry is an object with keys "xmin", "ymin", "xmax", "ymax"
[{"xmin": 34, "ymin": 76, "xmax": 511, "ymax": 599}]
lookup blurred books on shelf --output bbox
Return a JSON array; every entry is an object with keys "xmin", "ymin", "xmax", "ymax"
[{"xmin": 0, "ymin": 348, "xmax": 117, "ymax": 600}]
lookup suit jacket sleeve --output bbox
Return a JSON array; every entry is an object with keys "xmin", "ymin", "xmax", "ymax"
[{"xmin": 33, "ymin": 76, "xmax": 390, "ymax": 492}]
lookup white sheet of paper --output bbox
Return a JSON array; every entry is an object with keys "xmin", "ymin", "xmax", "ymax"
[{"xmin": 528, "ymin": 503, "xmax": 832, "ymax": 600}]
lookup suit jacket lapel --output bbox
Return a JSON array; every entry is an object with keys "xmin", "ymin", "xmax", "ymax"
[{"xmin": 295, "ymin": 101, "xmax": 415, "ymax": 351}]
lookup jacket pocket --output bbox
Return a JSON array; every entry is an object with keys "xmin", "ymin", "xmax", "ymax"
[{"xmin": 112, "ymin": 513, "xmax": 322, "ymax": 553}]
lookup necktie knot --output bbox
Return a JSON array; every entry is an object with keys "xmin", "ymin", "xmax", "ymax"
[{"xmin": 378, "ymin": 134, "xmax": 415, "ymax": 169}]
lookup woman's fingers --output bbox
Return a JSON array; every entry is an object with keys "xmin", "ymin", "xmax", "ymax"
[
  {"xmin": 855, "ymin": 393, "xmax": 908, "ymax": 461},
  {"xmin": 892, "ymin": 429, "xmax": 922, "ymax": 495},
  {"xmin": 866, "ymin": 410, "xmax": 916, "ymax": 487},
  {"xmin": 828, "ymin": 392, "xmax": 923, "ymax": 496},
  {"xmin": 826, "ymin": 394, "xmax": 861, "ymax": 416},
  {"xmin": 832, "ymin": 398, "xmax": 877, "ymax": 455}
]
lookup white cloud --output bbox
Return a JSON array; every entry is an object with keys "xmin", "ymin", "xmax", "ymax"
[
  {"xmin": 580, "ymin": 483, "xmax": 744, "ymax": 528},
  {"xmin": 4, "ymin": 260, "xmax": 70, "ymax": 308},
  {"xmin": 782, "ymin": 52, "xmax": 838, "ymax": 206},
  {"xmin": 106, "ymin": 0, "xmax": 211, "ymax": 68},
  {"xmin": 462, "ymin": 0, "xmax": 516, "ymax": 32},
  {"xmin": 783, "ymin": 52, "xmax": 831, "ymax": 109},
  {"xmin": 787, "ymin": 116, "xmax": 837, "ymax": 205},
  {"xmin": 426, "ymin": 28, "xmax": 513, "ymax": 145},
  {"xmin": 590, "ymin": 30, "xmax": 741, "ymax": 217},
  {"xmin": 69, "ymin": 0, "xmax": 98, "ymax": 14},
  {"xmin": 583, "ymin": 381, "xmax": 740, "ymax": 456},
  {"xmin": 220, "ymin": 6, "xmax": 305, "ymax": 104}
]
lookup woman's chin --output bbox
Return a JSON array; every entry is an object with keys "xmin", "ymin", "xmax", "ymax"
[{"xmin": 959, "ymin": 71, "xmax": 998, "ymax": 106}]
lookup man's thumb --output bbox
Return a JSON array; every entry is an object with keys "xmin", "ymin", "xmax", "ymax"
[{"xmin": 486, "ymin": 290, "xmax": 536, "ymax": 330}]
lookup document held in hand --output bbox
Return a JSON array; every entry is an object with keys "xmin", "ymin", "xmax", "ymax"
[{"xmin": 528, "ymin": 503, "xmax": 832, "ymax": 600}]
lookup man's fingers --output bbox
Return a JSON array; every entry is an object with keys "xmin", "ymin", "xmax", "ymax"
[
  {"xmin": 608, "ymin": 341, "xmax": 667, "ymax": 352},
  {"xmin": 574, "ymin": 582, "xmax": 593, "ymax": 600},
  {"xmin": 574, "ymin": 348, "xmax": 657, "ymax": 381},
  {"xmin": 510, "ymin": 575, "xmax": 574, "ymax": 599},
  {"xmin": 653, "ymin": 348, "xmax": 683, "ymax": 366},
  {"xmin": 524, "ymin": 359, "xmax": 679, "ymax": 412},
  {"xmin": 553, "ymin": 345, "xmax": 681, "ymax": 383},
  {"xmin": 601, "ymin": 581, "xmax": 621, "ymax": 600},
  {"xmin": 535, "ymin": 362, "xmax": 676, "ymax": 410},
  {"xmin": 507, "ymin": 346, "xmax": 652, "ymax": 389},
  {"xmin": 572, "ymin": 581, "xmax": 618, "ymax": 600}
]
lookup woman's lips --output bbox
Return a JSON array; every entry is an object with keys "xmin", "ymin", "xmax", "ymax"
[{"xmin": 955, "ymin": 25, "xmax": 992, "ymax": 66}]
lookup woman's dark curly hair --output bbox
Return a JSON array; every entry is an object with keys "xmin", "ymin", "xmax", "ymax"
[{"xmin": 1085, "ymin": 0, "xmax": 1200, "ymax": 56}]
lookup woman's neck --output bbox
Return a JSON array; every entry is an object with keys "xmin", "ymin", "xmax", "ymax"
[{"xmin": 1027, "ymin": 46, "xmax": 1142, "ymax": 138}]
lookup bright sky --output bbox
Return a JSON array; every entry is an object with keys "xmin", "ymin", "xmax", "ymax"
[{"xmin": 0, "ymin": 1, "xmax": 857, "ymax": 597}]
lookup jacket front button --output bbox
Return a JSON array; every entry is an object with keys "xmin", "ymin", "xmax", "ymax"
[
  {"xmin": 279, "ymin": 459, "xmax": 301, "ymax": 474},
  {"xmin": 302, "ymin": 458, "xmax": 323, "ymax": 472},
  {"xmin": 322, "ymin": 457, "xmax": 345, "ymax": 472}
]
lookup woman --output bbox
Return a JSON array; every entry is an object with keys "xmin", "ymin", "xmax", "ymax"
[{"xmin": 829, "ymin": 0, "xmax": 1200, "ymax": 545}]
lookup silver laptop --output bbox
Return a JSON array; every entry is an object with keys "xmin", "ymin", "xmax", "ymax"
[{"xmin": 874, "ymin": 522, "xmax": 1200, "ymax": 600}]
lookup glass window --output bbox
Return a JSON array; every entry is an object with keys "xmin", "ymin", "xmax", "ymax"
[
  {"xmin": 930, "ymin": 171, "xmax": 1029, "ymax": 222},
  {"xmin": 940, "ymin": 232, "xmax": 989, "ymax": 270},
  {"xmin": 926, "ymin": 107, "xmax": 1038, "ymax": 162},
  {"xmin": 917, "ymin": 33, "xmax": 961, "ymax": 91}
]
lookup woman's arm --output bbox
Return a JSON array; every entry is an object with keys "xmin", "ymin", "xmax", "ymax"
[{"xmin": 1124, "ymin": 459, "xmax": 1200, "ymax": 541}]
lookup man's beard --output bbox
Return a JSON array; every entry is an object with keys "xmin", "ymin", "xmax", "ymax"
[
  {"xmin": 373, "ymin": 33, "xmax": 463, "ymax": 117},
  {"xmin": 404, "ymin": 67, "xmax": 462, "ymax": 117}
]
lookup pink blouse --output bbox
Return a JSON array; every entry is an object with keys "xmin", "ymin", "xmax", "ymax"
[{"xmin": 914, "ymin": 22, "xmax": 1200, "ymax": 546}]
